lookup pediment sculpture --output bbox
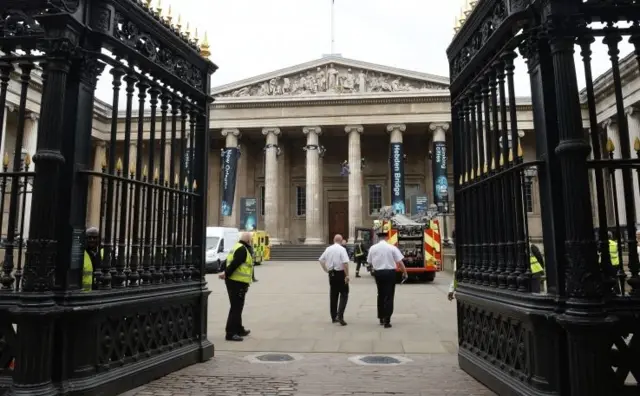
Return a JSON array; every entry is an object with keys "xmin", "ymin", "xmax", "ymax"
[{"xmin": 219, "ymin": 64, "xmax": 447, "ymax": 98}]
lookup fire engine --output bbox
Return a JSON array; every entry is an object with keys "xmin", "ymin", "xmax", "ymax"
[{"xmin": 372, "ymin": 206, "xmax": 442, "ymax": 282}]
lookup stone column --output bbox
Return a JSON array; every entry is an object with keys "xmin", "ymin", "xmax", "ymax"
[
  {"xmin": 303, "ymin": 126, "xmax": 323, "ymax": 244},
  {"xmin": 221, "ymin": 128, "xmax": 240, "ymax": 227},
  {"xmin": 345, "ymin": 125, "xmax": 363, "ymax": 244},
  {"xmin": 164, "ymin": 141, "xmax": 172, "ymax": 180},
  {"xmin": 430, "ymin": 122, "xmax": 449, "ymax": 237},
  {"xmin": 22, "ymin": 113, "xmax": 38, "ymax": 239},
  {"xmin": 603, "ymin": 118, "xmax": 627, "ymax": 224},
  {"xmin": 387, "ymin": 123, "xmax": 406, "ymax": 210},
  {"xmin": 0, "ymin": 105, "xmax": 9, "ymax": 158},
  {"xmin": 88, "ymin": 140, "xmax": 107, "ymax": 227},
  {"xmin": 262, "ymin": 127, "xmax": 281, "ymax": 244},
  {"xmin": 626, "ymin": 106, "xmax": 640, "ymax": 222},
  {"xmin": 129, "ymin": 142, "xmax": 138, "ymax": 175},
  {"xmin": 207, "ymin": 148, "xmax": 220, "ymax": 226}
]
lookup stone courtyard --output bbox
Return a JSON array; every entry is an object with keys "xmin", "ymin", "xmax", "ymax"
[{"xmin": 120, "ymin": 261, "xmax": 492, "ymax": 396}]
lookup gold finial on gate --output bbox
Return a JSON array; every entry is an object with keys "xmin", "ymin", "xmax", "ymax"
[
  {"xmin": 200, "ymin": 31, "xmax": 211, "ymax": 58},
  {"xmin": 508, "ymin": 149, "xmax": 513, "ymax": 162},
  {"xmin": 606, "ymin": 137, "xmax": 615, "ymax": 153},
  {"xmin": 184, "ymin": 176, "xmax": 189, "ymax": 188},
  {"xmin": 145, "ymin": 0, "xmax": 152, "ymax": 9},
  {"xmin": 153, "ymin": 167, "xmax": 159, "ymax": 181},
  {"xmin": 464, "ymin": 171, "xmax": 468, "ymax": 182},
  {"xmin": 517, "ymin": 140, "xmax": 523, "ymax": 157},
  {"xmin": 174, "ymin": 173, "xmax": 179, "ymax": 186},
  {"xmin": 24, "ymin": 153, "xmax": 31, "ymax": 167},
  {"xmin": 130, "ymin": 164, "xmax": 136, "ymax": 176},
  {"xmin": 193, "ymin": 28, "xmax": 199, "ymax": 45},
  {"xmin": 176, "ymin": 14, "xmax": 182, "ymax": 31},
  {"xmin": 3, "ymin": 153, "xmax": 8, "ymax": 167},
  {"xmin": 470, "ymin": 168, "xmax": 475, "ymax": 180},
  {"xmin": 459, "ymin": 175, "xmax": 463, "ymax": 185},
  {"xmin": 142, "ymin": 165, "xmax": 148, "ymax": 178},
  {"xmin": 116, "ymin": 158, "xmax": 123, "ymax": 172},
  {"xmin": 155, "ymin": 0, "xmax": 163, "ymax": 17},
  {"xmin": 483, "ymin": 162, "xmax": 488, "ymax": 174},
  {"xmin": 185, "ymin": 22, "xmax": 191, "ymax": 39},
  {"xmin": 490, "ymin": 158, "xmax": 495, "ymax": 170},
  {"xmin": 192, "ymin": 179, "xmax": 197, "ymax": 190},
  {"xmin": 635, "ymin": 137, "xmax": 640, "ymax": 152},
  {"xmin": 499, "ymin": 153, "xmax": 504, "ymax": 166},
  {"xmin": 166, "ymin": 4, "xmax": 173, "ymax": 24}
]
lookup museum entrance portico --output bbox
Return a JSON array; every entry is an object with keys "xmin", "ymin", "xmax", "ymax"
[{"xmin": 208, "ymin": 55, "xmax": 455, "ymax": 244}]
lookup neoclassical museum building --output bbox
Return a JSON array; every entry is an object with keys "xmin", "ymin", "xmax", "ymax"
[{"xmin": 2, "ymin": 53, "xmax": 639, "ymax": 245}]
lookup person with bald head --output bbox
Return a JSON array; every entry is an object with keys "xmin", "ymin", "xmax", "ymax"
[
  {"xmin": 83, "ymin": 226, "xmax": 103, "ymax": 291},
  {"xmin": 218, "ymin": 232, "xmax": 254, "ymax": 341},
  {"xmin": 318, "ymin": 234, "xmax": 350, "ymax": 326}
]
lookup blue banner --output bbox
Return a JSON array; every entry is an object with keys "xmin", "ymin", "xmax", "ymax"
[
  {"xmin": 389, "ymin": 143, "xmax": 406, "ymax": 214},
  {"xmin": 239, "ymin": 197, "xmax": 257, "ymax": 231},
  {"xmin": 221, "ymin": 147, "xmax": 239, "ymax": 216},
  {"xmin": 433, "ymin": 141, "xmax": 449, "ymax": 213}
]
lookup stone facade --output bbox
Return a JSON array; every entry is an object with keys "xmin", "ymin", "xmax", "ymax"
[{"xmin": 1, "ymin": 54, "xmax": 638, "ymax": 246}]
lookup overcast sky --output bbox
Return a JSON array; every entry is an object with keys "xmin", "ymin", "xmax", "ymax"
[{"xmin": 95, "ymin": 0, "xmax": 632, "ymax": 102}]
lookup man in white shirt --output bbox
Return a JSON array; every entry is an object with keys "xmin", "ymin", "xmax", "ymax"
[
  {"xmin": 318, "ymin": 234, "xmax": 351, "ymax": 326},
  {"xmin": 367, "ymin": 234, "xmax": 408, "ymax": 328}
]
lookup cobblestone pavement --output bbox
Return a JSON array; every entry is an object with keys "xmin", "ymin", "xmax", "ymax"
[{"xmin": 119, "ymin": 261, "xmax": 492, "ymax": 396}]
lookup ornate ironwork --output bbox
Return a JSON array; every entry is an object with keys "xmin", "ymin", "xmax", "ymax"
[
  {"xmin": 0, "ymin": 0, "xmax": 217, "ymax": 395},
  {"xmin": 448, "ymin": 1, "xmax": 640, "ymax": 395}
]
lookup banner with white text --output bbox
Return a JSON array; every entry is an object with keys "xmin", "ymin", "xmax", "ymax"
[
  {"xmin": 389, "ymin": 143, "xmax": 406, "ymax": 214},
  {"xmin": 433, "ymin": 141, "xmax": 449, "ymax": 213},
  {"xmin": 221, "ymin": 147, "xmax": 239, "ymax": 216}
]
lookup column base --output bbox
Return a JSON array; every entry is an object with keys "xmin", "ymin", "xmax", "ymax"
[
  {"xmin": 347, "ymin": 238, "xmax": 356, "ymax": 244},
  {"xmin": 304, "ymin": 237, "xmax": 325, "ymax": 245},
  {"xmin": 269, "ymin": 238, "xmax": 283, "ymax": 245}
]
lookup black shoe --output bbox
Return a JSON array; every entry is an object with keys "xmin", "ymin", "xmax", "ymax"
[
  {"xmin": 239, "ymin": 329, "xmax": 251, "ymax": 337},
  {"xmin": 379, "ymin": 319, "xmax": 384, "ymax": 325},
  {"xmin": 225, "ymin": 334, "xmax": 243, "ymax": 341},
  {"xmin": 338, "ymin": 318, "xmax": 347, "ymax": 326},
  {"xmin": 356, "ymin": 273, "xmax": 361, "ymax": 278},
  {"xmin": 253, "ymin": 279, "xmax": 259, "ymax": 282},
  {"xmin": 384, "ymin": 323, "xmax": 392, "ymax": 328},
  {"xmin": 332, "ymin": 318, "xmax": 338, "ymax": 323}
]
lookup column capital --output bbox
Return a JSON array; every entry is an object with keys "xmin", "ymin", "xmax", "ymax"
[
  {"xmin": 344, "ymin": 125, "xmax": 363, "ymax": 134},
  {"xmin": 94, "ymin": 140, "xmax": 107, "ymax": 148},
  {"xmin": 262, "ymin": 127, "xmax": 281, "ymax": 136},
  {"xmin": 5, "ymin": 103, "xmax": 17, "ymax": 113},
  {"xmin": 303, "ymin": 126, "xmax": 322, "ymax": 135},
  {"xmin": 221, "ymin": 128, "xmax": 241, "ymax": 137},
  {"xmin": 625, "ymin": 104, "xmax": 640, "ymax": 117},
  {"xmin": 129, "ymin": 141, "xmax": 138, "ymax": 147},
  {"xmin": 26, "ymin": 112, "xmax": 39, "ymax": 121},
  {"xmin": 386, "ymin": 124, "xmax": 406, "ymax": 133},
  {"xmin": 601, "ymin": 118, "xmax": 616, "ymax": 129},
  {"xmin": 429, "ymin": 122, "xmax": 450, "ymax": 132}
]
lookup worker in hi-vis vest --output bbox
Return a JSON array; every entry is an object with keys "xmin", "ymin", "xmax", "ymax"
[
  {"xmin": 529, "ymin": 244, "xmax": 545, "ymax": 293},
  {"xmin": 218, "ymin": 232, "xmax": 254, "ymax": 342},
  {"xmin": 83, "ymin": 227, "xmax": 103, "ymax": 291}
]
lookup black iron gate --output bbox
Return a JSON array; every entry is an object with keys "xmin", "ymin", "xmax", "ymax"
[
  {"xmin": 0, "ymin": 1, "xmax": 217, "ymax": 395},
  {"xmin": 448, "ymin": 1, "xmax": 640, "ymax": 395}
]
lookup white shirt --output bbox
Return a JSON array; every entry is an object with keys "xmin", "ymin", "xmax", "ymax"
[
  {"xmin": 367, "ymin": 240, "xmax": 404, "ymax": 270},
  {"xmin": 319, "ymin": 243, "xmax": 350, "ymax": 271}
]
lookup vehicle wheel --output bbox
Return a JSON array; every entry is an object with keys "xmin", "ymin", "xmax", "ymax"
[
  {"xmin": 420, "ymin": 272, "xmax": 436, "ymax": 282},
  {"xmin": 215, "ymin": 259, "xmax": 223, "ymax": 273}
]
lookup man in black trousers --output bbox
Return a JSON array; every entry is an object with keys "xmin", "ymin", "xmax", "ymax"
[
  {"xmin": 367, "ymin": 233, "xmax": 407, "ymax": 328},
  {"xmin": 219, "ymin": 232, "xmax": 254, "ymax": 341},
  {"xmin": 319, "ymin": 234, "xmax": 350, "ymax": 326}
]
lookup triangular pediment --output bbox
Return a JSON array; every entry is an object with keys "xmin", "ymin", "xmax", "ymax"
[{"xmin": 211, "ymin": 55, "xmax": 449, "ymax": 98}]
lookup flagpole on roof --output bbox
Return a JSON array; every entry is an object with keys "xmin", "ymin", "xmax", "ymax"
[{"xmin": 330, "ymin": 0, "xmax": 335, "ymax": 54}]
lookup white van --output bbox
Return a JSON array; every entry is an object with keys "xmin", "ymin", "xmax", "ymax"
[{"xmin": 205, "ymin": 227, "xmax": 240, "ymax": 273}]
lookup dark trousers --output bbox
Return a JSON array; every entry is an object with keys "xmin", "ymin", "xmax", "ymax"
[
  {"xmin": 329, "ymin": 270, "xmax": 349, "ymax": 320},
  {"xmin": 225, "ymin": 279, "xmax": 249, "ymax": 336},
  {"xmin": 375, "ymin": 269, "xmax": 396, "ymax": 323},
  {"xmin": 355, "ymin": 257, "xmax": 363, "ymax": 273}
]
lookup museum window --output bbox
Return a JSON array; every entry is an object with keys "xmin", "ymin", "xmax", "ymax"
[
  {"xmin": 524, "ymin": 180, "xmax": 534, "ymax": 213},
  {"xmin": 368, "ymin": 184, "xmax": 383, "ymax": 215},
  {"xmin": 296, "ymin": 186, "xmax": 306, "ymax": 217},
  {"xmin": 260, "ymin": 185, "xmax": 265, "ymax": 216}
]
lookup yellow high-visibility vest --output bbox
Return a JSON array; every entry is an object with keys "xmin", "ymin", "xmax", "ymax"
[
  {"xmin": 609, "ymin": 239, "xmax": 620, "ymax": 267},
  {"xmin": 83, "ymin": 248, "xmax": 104, "ymax": 292},
  {"xmin": 354, "ymin": 244, "xmax": 364, "ymax": 257},
  {"xmin": 530, "ymin": 255, "xmax": 544, "ymax": 274},
  {"xmin": 227, "ymin": 243, "xmax": 253, "ymax": 284}
]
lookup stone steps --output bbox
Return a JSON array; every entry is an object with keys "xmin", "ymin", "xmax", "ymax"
[{"xmin": 269, "ymin": 245, "xmax": 329, "ymax": 261}]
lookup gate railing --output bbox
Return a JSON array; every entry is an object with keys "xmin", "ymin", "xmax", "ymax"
[
  {"xmin": 0, "ymin": 1, "xmax": 217, "ymax": 394},
  {"xmin": 448, "ymin": 1, "xmax": 640, "ymax": 395}
]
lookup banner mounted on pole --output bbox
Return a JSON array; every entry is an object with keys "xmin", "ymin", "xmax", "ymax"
[
  {"xmin": 221, "ymin": 147, "xmax": 239, "ymax": 216},
  {"xmin": 389, "ymin": 143, "xmax": 406, "ymax": 214},
  {"xmin": 239, "ymin": 197, "xmax": 257, "ymax": 231},
  {"xmin": 433, "ymin": 141, "xmax": 449, "ymax": 212}
]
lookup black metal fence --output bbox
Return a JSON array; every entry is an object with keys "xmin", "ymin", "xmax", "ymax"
[
  {"xmin": 448, "ymin": 1, "xmax": 640, "ymax": 395},
  {"xmin": 0, "ymin": 1, "xmax": 216, "ymax": 395}
]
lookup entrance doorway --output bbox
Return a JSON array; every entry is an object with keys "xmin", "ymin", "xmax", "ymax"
[{"xmin": 328, "ymin": 201, "xmax": 349, "ymax": 243}]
